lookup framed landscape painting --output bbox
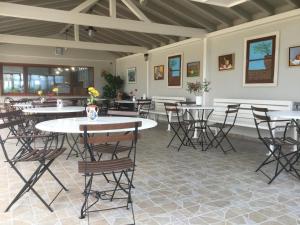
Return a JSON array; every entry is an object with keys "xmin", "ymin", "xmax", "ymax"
[
  {"xmin": 187, "ymin": 61, "xmax": 200, "ymax": 77},
  {"xmin": 127, "ymin": 67, "xmax": 136, "ymax": 84},
  {"xmin": 243, "ymin": 33, "xmax": 279, "ymax": 86},
  {"xmin": 168, "ymin": 54, "xmax": 182, "ymax": 87},
  {"xmin": 219, "ymin": 54, "xmax": 234, "ymax": 71},
  {"xmin": 289, "ymin": 46, "xmax": 300, "ymax": 67},
  {"xmin": 154, "ymin": 65, "xmax": 164, "ymax": 80}
]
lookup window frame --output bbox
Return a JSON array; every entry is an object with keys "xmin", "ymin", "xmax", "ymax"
[{"xmin": 0, "ymin": 62, "xmax": 94, "ymax": 96}]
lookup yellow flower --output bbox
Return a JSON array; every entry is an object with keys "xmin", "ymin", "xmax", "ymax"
[
  {"xmin": 88, "ymin": 87, "xmax": 100, "ymax": 97},
  {"xmin": 37, "ymin": 90, "xmax": 43, "ymax": 96},
  {"xmin": 52, "ymin": 87, "xmax": 58, "ymax": 93}
]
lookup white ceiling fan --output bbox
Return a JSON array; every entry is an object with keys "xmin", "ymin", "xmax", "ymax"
[{"xmin": 189, "ymin": 0, "xmax": 249, "ymax": 7}]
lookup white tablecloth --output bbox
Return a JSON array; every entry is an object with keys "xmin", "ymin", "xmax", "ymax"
[
  {"xmin": 36, "ymin": 117, "xmax": 157, "ymax": 133},
  {"xmin": 23, "ymin": 106, "xmax": 85, "ymax": 114}
]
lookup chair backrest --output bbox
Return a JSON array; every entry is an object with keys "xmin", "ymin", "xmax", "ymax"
[
  {"xmin": 164, "ymin": 102, "xmax": 181, "ymax": 123},
  {"xmin": 251, "ymin": 106, "xmax": 274, "ymax": 140},
  {"xmin": 137, "ymin": 99, "xmax": 151, "ymax": 118},
  {"xmin": 79, "ymin": 122, "xmax": 141, "ymax": 161},
  {"xmin": 221, "ymin": 104, "xmax": 240, "ymax": 128},
  {"xmin": 107, "ymin": 109, "xmax": 138, "ymax": 117}
]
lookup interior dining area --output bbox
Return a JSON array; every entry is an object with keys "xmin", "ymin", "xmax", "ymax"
[{"xmin": 1, "ymin": 0, "xmax": 300, "ymax": 225}]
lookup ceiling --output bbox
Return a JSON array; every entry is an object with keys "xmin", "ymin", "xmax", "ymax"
[{"xmin": 0, "ymin": 0, "xmax": 299, "ymax": 57}]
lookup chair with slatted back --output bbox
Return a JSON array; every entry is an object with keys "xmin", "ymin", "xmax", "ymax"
[
  {"xmin": 107, "ymin": 109, "xmax": 139, "ymax": 117},
  {"xmin": 0, "ymin": 119, "xmax": 68, "ymax": 212},
  {"xmin": 137, "ymin": 99, "xmax": 152, "ymax": 118},
  {"xmin": 78, "ymin": 122, "xmax": 141, "ymax": 224},
  {"xmin": 251, "ymin": 106, "xmax": 300, "ymax": 184},
  {"xmin": 164, "ymin": 102, "xmax": 195, "ymax": 151},
  {"xmin": 206, "ymin": 104, "xmax": 240, "ymax": 153}
]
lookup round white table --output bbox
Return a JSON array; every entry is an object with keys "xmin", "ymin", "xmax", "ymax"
[
  {"xmin": 268, "ymin": 110, "xmax": 300, "ymax": 152},
  {"xmin": 178, "ymin": 105, "xmax": 214, "ymax": 111},
  {"xmin": 36, "ymin": 116, "xmax": 157, "ymax": 134},
  {"xmin": 13, "ymin": 103, "xmax": 33, "ymax": 108},
  {"xmin": 268, "ymin": 111, "xmax": 300, "ymax": 120},
  {"xmin": 115, "ymin": 100, "xmax": 137, "ymax": 104},
  {"xmin": 23, "ymin": 106, "xmax": 85, "ymax": 114}
]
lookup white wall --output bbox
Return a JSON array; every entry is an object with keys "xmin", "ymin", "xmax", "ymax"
[
  {"xmin": 116, "ymin": 40, "xmax": 204, "ymax": 99},
  {"xmin": 206, "ymin": 15, "xmax": 300, "ymax": 105},
  {"xmin": 116, "ymin": 15, "xmax": 300, "ymax": 104},
  {"xmin": 0, "ymin": 44, "xmax": 117, "ymax": 97}
]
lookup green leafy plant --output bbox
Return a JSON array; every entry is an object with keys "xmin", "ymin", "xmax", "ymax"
[{"xmin": 102, "ymin": 71, "xmax": 124, "ymax": 98}]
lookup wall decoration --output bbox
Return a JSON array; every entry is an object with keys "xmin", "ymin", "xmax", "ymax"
[
  {"xmin": 154, "ymin": 65, "xmax": 164, "ymax": 80},
  {"xmin": 187, "ymin": 61, "xmax": 200, "ymax": 77},
  {"xmin": 218, "ymin": 54, "xmax": 234, "ymax": 71},
  {"xmin": 289, "ymin": 46, "xmax": 300, "ymax": 67},
  {"xmin": 168, "ymin": 54, "xmax": 182, "ymax": 87},
  {"xmin": 127, "ymin": 67, "xmax": 136, "ymax": 84},
  {"xmin": 243, "ymin": 33, "xmax": 279, "ymax": 86}
]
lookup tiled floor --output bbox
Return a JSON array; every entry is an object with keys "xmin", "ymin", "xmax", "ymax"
[{"xmin": 1, "ymin": 124, "xmax": 300, "ymax": 225}]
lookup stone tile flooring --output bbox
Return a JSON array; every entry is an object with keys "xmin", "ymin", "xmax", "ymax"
[{"xmin": 1, "ymin": 124, "xmax": 300, "ymax": 225}]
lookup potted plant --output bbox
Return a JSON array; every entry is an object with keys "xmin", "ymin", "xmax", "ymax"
[
  {"xmin": 102, "ymin": 71, "xmax": 124, "ymax": 99},
  {"xmin": 187, "ymin": 80, "xmax": 211, "ymax": 105},
  {"xmin": 86, "ymin": 87, "xmax": 100, "ymax": 120}
]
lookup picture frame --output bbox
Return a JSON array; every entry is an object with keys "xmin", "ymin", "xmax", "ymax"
[
  {"xmin": 243, "ymin": 32, "xmax": 279, "ymax": 87},
  {"xmin": 187, "ymin": 61, "xmax": 200, "ymax": 77},
  {"xmin": 127, "ymin": 67, "xmax": 136, "ymax": 84},
  {"xmin": 168, "ymin": 54, "xmax": 182, "ymax": 88},
  {"xmin": 154, "ymin": 65, "xmax": 164, "ymax": 80},
  {"xmin": 289, "ymin": 46, "xmax": 300, "ymax": 67},
  {"xmin": 218, "ymin": 54, "xmax": 234, "ymax": 71}
]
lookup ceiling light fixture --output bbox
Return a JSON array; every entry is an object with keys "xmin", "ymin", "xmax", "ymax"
[{"xmin": 86, "ymin": 26, "xmax": 96, "ymax": 37}]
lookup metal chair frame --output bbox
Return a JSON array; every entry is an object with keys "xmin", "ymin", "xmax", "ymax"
[
  {"xmin": 206, "ymin": 104, "xmax": 240, "ymax": 153},
  {"xmin": 251, "ymin": 106, "xmax": 300, "ymax": 184},
  {"xmin": 164, "ymin": 103, "xmax": 196, "ymax": 151},
  {"xmin": 0, "ymin": 120, "xmax": 68, "ymax": 212},
  {"xmin": 78, "ymin": 122, "xmax": 141, "ymax": 225}
]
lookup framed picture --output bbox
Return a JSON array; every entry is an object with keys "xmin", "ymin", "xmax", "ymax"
[
  {"xmin": 127, "ymin": 67, "xmax": 136, "ymax": 84},
  {"xmin": 168, "ymin": 54, "xmax": 182, "ymax": 88},
  {"xmin": 289, "ymin": 46, "xmax": 300, "ymax": 67},
  {"xmin": 154, "ymin": 65, "xmax": 164, "ymax": 80},
  {"xmin": 187, "ymin": 61, "xmax": 200, "ymax": 77},
  {"xmin": 243, "ymin": 32, "xmax": 279, "ymax": 86},
  {"xmin": 219, "ymin": 54, "xmax": 234, "ymax": 71}
]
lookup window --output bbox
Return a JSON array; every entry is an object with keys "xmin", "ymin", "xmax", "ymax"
[
  {"xmin": 1, "ymin": 63, "xmax": 94, "ymax": 95},
  {"xmin": 3, "ymin": 66, "xmax": 24, "ymax": 94}
]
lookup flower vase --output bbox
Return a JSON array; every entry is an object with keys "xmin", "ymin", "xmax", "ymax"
[
  {"xmin": 132, "ymin": 96, "xmax": 136, "ymax": 102},
  {"xmin": 195, "ymin": 96, "xmax": 202, "ymax": 106},
  {"xmin": 86, "ymin": 105, "xmax": 99, "ymax": 120},
  {"xmin": 40, "ymin": 97, "xmax": 45, "ymax": 103},
  {"xmin": 57, "ymin": 99, "xmax": 63, "ymax": 108}
]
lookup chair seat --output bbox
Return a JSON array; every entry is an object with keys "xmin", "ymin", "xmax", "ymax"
[
  {"xmin": 93, "ymin": 144, "xmax": 131, "ymax": 154},
  {"xmin": 78, "ymin": 158, "xmax": 133, "ymax": 173},
  {"xmin": 13, "ymin": 147, "xmax": 66, "ymax": 162}
]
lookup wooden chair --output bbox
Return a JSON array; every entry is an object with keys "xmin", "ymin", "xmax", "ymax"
[
  {"xmin": 0, "ymin": 120, "xmax": 67, "ymax": 212},
  {"xmin": 78, "ymin": 122, "xmax": 141, "ymax": 224}
]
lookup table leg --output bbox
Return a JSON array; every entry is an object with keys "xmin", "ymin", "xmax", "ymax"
[{"xmin": 66, "ymin": 134, "xmax": 82, "ymax": 160}]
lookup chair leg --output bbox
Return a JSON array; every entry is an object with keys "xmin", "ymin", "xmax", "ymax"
[{"xmin": 80, "ymin": 175, "xmax": 93, "ymax": 219}]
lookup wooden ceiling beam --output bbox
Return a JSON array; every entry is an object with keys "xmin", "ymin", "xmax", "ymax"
[
  {"xmin": 0, "ymin": 2, "xmax": 206, "ymax": 37},
  {"xmin": 0, "ymin": 34, "xmax": 147, "ymax": 53}
]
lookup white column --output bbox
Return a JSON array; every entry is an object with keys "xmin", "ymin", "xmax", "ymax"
[
  {"xmin": 146, "ymin": 55, "xmax": 150, "ymax": 97},
  {"xmin": 202, "ymin": 37, "xmax": 208, "ymax": 106}
]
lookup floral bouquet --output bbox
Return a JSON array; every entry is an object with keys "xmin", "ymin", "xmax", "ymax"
[
  {"xmin": 52, "ymin": 87, "xmax": 59, "ymax": 96},
  {"xmin": 87, "ymin": 87, "xmax": 100, "ymax": 105},
  {"xmin": 187, "ymin": 79, "xmax": 210, "ymax": 96}
]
